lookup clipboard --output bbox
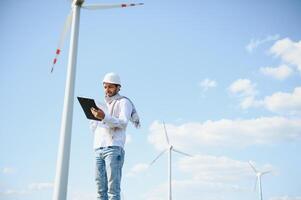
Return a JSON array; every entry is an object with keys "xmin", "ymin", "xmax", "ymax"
[{"xmin": 77, "ymin": 96, "xmax": 103, "ymax": 121}]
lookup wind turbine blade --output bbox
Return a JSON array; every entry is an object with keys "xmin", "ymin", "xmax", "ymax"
[
  {"xmin": 172, "ymin": 148, "xmax": 192, "ymax": 157},
  {"xmin": 248, "ymin": 161, "xmax": 258, "ymax": 173},
  {"xmin": 149, "ymin": 149, "xmax": 167, "ymax": 166},
  {"xmin": 163, "ymin": 121, "xmax": 170, "ymax": 145},
  {"xmin": 82, "ymin": 3, "xmax": 144, "ymax": 10},
  {"xmin": 51, "ymin": 11, "xmax": 73, "ymax": 73}
]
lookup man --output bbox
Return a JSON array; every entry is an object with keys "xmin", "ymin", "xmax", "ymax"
[{"xmin": 89, "ymin": 72, "xmax": 140, "ymax": 200}]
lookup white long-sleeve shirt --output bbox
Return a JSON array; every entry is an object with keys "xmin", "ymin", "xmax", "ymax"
[{"xmin": 89, "ymin": 98, "xmax": 133, "ymax": 149}]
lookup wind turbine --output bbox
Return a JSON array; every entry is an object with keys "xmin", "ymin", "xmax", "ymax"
[
  {"xmin": 149, "ymin": 122, "xmax": 192, "ymax": 200},
  {"xmin": 248, "ymin": 161, "xmax": 271, "ymax": 200},
  {"xmin": 51, "ymin": 1, "xmax": 143, "ymax": 200}
]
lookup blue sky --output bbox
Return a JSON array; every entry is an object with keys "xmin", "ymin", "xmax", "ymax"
[{"xmin": 1, "ymin": 0, "xmax": 301, "ymax": 200}]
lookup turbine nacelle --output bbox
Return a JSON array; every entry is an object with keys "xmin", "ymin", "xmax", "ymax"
[{"xmin": 73, "ymin": 0, "xmax": 84, "ymax": 6}]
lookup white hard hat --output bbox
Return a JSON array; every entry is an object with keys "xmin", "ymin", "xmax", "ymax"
[{"xmin": 103, "ymin": 72, "xmax": 121, "ymax": 85}]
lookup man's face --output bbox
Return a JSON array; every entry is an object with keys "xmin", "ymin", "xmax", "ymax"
[{"xmin": 103, "ymin": 82, "xmax": 120, "ymax": 97}]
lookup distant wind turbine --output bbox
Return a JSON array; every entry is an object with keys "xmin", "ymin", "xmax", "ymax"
[
  {"xmin": 149, "ymin": 122, "xmax": 192, "ymax": 200},
  {"xmin": 248, "ymin": 161, "xmax": 271, "ymax": 200},
  {"xmin": 51, "ymin": 1, "xmax": 143, "ymax": 200}
]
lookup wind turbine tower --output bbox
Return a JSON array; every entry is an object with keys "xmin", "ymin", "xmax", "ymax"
[
  {"xmin": 150, "ymin": 122, "xmax": 192, "ymax": 200},
  {"xmin": 248, "ymin": 161, "xmax": 271, "ymax": 200}
]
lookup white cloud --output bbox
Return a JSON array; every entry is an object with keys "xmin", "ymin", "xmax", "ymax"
[
  {"xmin": 126, "ymin": 163, "xmax": 149, "ymax": 177},
  {"xmin": 28, "ymin": 182, "xmax": 53, "ymax": 191},
  {"xmin": 179, "ymin": 155, "xmax": 259, "ymax": 182},
  {"xmin": 143, "ymin": 182, "xmax": 166, "ymax": 200},
  {"xmin": 178, "ymin": 156, "xmax": 275, "ymax": 188},
  {"xmin": 270, "ymin": 38, "xmax": 301, "ymax": 73},
  {"xmin": 144, "ymin": 155, "xmax": 274, "ymax": 200},
  {"xmin": 0, "ymin": 189, "xmax": 29, "ymax": 196},
  {"xmin": 144, "ymin": 179, "xmax": 254, "ymax": 200},
  {"xmin": 229, "ymin": 79, "xmax": 257, "ymax": 97},
  {"xmin": 69, "ymin": 191, "xmax": 95, "ymax": 200},
  {"xmin": 240, "ymin": 96, "xmax": 263, "ymax": 109},
  {"xmin": 241, "ymin": 86, "xmax": 301, "ymax": 115},
  {"xmin": 0, "ymin": 182, "xmax": 53, "ymax": 198},
  {"xmin": 251, "ymin": 37, "xmax": 301, "ymax": 83},
  {"xmin": 148, "ymin": 117, "xmax": 301, "ymax": 150},
  {"xmin": 260, "ymin": 65, "xmax": 293, "ymax": 80},
  {"xmin": 2, "ymin": 167, "xmax": 15, "ymax": 175},
  {"xmin": 2, "ymin": 187, "xmax": 95, "ymax": 200},
  {"xmin": 199, "ymin": 78, "xmax": 217, "ymax": 91},
  {"xmin": 263, "ymin": 87, "xmax": 301, "ymax": 115},
  {"xmin": 228, "ymin": 79, "xmax": 260, "ymax": 109},
  {"xmin": 229, "ymin": 82, "xmax": 301, "ymax": 114},
  {"xmin": 270, "ymin": 196, "xmax": 301, "ymax": 200},
  {"xmin": 246, "ymin": 35, "xmax": 280, "ymax": 53}
]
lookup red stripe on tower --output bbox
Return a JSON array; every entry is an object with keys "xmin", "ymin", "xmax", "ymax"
[
  {"xmin": 56, "ymin": 49, "xmax": 61, "ymax": 55},
  {"xmin": 53, "ymin": 58, "xmax": 57, "ymax": 64}
]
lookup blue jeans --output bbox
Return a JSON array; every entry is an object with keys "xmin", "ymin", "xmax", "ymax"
[{"xmin": 94, "ymin": 146, "xmax": 125, "ymax": 200}]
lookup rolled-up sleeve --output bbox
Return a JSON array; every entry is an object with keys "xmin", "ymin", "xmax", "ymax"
[{"xmin": 102, "ymin": 99, "xmax": 133, "ymax": 129}]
